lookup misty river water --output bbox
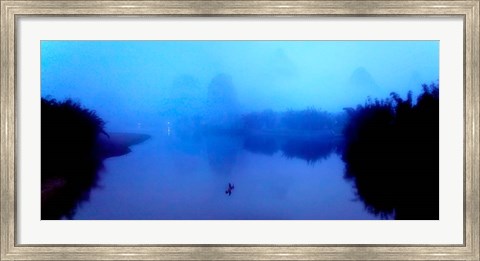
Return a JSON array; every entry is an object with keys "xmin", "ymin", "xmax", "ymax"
[
  {"xmin": 73, "ymin": 127, "xmax": 379, "ymax": 220},
  {"xmin": 40, "ymin": 40, "xmax": 440, "ymax": 220}
]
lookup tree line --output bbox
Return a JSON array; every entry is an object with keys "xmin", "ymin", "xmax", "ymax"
[{"xmin": 342, "ymin": 82, "xmax": 439, "ymax": 219}]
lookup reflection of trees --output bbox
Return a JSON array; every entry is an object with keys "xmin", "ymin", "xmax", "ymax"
[
  {"xmin": 280, "ymin": 137, "xmax": 337, "ymax": 164},
  {"xmin": 238, "ymin": 107, "xmax": 342, "ymax": 164},
  {"xmin": 41, "ymin": 98, "xmax": 105, "ymax": 220},
  {"xmin": 342, "ymin": 83, "xmax": 439, "ymax": 220},
  {"xmin": 242, "ymin": 133, "xmax": 339, "ymax": 164},
  {"xmin": 243, "ymin": 135, "xmax": 278, "ymax": 156},
  {"xmin": 206, "ymin": 135, "xmax": 242, "ymax": 176}
]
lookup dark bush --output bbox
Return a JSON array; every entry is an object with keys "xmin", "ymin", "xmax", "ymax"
[
  {"xmin": 281, "ymin": 107, "xmax": 335, "ymax": 131},
  {"xmin": 342, "ymin": 83, "xmax": 439, "ymax": 219},
  {"xmin": 41, "ymin": 98, "xmax": 105, "ymax": 219}
]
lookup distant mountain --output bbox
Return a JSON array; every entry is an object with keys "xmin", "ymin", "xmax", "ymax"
[
  {"xmin": 269, "ymin": 49, "xmax": 297, "ymax": 77},
  {"xmin": 346, "ymin": 66, "xmax": 385, "ymax": 101},
  {"xmin": 349, "ymin": 67, "xmax": 378, "ymax": 90}
]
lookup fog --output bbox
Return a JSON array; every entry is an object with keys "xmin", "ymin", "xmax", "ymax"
[
  {"xmin": 41, "ymin": 41, "xmax": 439, "ymax": 220},
  {"xmin": 41, "ymin": 41, "xmax": 438, "ymax": 131}
]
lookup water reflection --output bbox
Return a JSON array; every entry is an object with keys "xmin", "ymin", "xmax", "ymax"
[
  {"xmin": 243, "ymin": 135, "xmax": 278, "ymax": 156},
  {"xmin": 242, "ymin": 133, "xmax": 341, "ymax": 164},
  {"xmin": 206, "ymin": 134, "xmax": 242, "ymax": 176},
  {"xmin": 73, "ymin": 129, "xmax": 378, "ymax": 220}
]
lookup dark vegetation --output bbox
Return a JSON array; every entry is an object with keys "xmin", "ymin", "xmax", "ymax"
[
  {"xmin": 240, "ymin": 108, "xmax": 339, "ymax": 132},
  {"xmin": 41, "ymin": 98, "xmax": 105, "ymax": 219},
  {"xmin": 342, "ymin": 83, "xmax": 439, "ymax": 219},
  {"xmin": 237, "ymin": 108, "xmax": 343, "ymax": 164}
]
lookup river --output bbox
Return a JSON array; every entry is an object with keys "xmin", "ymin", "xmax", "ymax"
[{"xmin": 73, "ymin": 127, "xmax": 380, "ymax": 220}]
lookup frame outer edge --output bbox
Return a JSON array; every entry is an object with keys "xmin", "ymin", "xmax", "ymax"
[
  {"xmin": 464, "ymin": 1, "xmax": 479, "ymax": 261},
  {"xmin": 0, "ymin": 1, "xmax": 478, "ymax": 16},
  {"xmin": 1, "ymin": 1, "xmax": 14, "ymax": 261},
  {"xmin": 1, "ymin": 1, "xmax": 479, "ymax": 261},
  {"xmin": 469, "ymin": 1, "xmax": 479, "ymax": 260}
]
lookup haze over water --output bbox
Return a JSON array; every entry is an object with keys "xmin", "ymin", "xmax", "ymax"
[{"xmin": 41, "ymin": 41, "xmax": 439, "ymax": 220}]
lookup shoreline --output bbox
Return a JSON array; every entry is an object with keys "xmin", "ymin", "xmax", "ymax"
[{"xmin": 41, "ymin": 132, "xmax": 151, "ymax": 210}]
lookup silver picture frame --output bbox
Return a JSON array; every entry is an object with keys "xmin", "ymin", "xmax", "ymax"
[{"xmin": 1, "ymin": 1, "xmax": 479, "ymax": 260}]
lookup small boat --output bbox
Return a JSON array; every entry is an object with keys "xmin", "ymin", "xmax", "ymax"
[{"xmin": 225, "ymin": 183, "xmax": 235, "ymax": 196}]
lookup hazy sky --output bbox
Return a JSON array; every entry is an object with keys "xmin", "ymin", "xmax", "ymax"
[{"xmin": 41, "ymin": 41, "xmax": 438, "ymax": 131}]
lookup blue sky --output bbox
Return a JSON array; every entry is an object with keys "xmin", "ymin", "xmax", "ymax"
[{"xmin": 41, "ymin": 40, "xmax": 439, "ymax": 130}]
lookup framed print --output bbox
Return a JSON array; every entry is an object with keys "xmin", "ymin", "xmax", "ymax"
[{"xmin": 1, "ymin": 1, "xmax": 479, "ymax": 260}]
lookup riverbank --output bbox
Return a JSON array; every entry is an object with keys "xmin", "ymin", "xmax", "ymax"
[{"xmin": 41, "ymin": 131, "xmax": 150, "ymax": 218}]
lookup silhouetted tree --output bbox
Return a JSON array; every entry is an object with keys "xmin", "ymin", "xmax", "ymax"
[
  {"xmin": 281, "ymin": 107, "xmax": 334, "ymax": 131},
  {"xmin": 342, "ymin": 82, "xmax": 439, "ymax": 220},
  {"xmin": 240, "ymin": 107, "xmax": 335, "ymax": 132},
  {"xmin": 41, "ymin": 98, "xmax": 105, "ymax": 219}
]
